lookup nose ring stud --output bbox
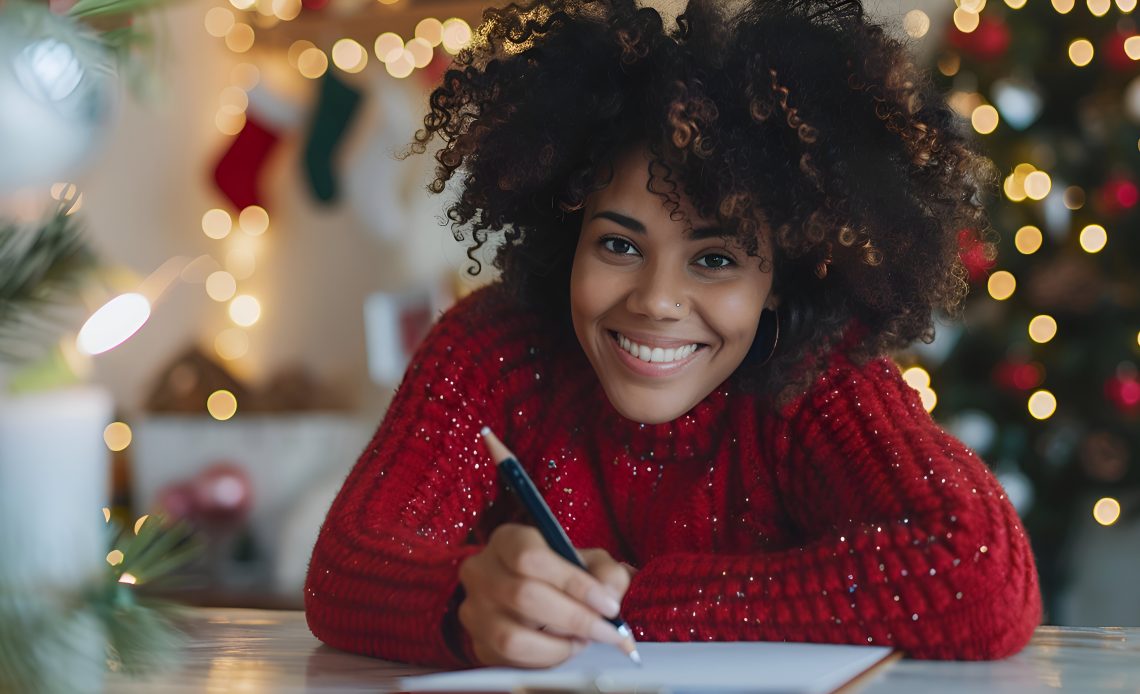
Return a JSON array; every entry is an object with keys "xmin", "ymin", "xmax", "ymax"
[{"xmin": 675, "ymin": 303, "xmax": 682, "ymax": 308}]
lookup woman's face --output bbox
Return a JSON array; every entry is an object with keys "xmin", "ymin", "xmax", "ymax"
[{"xmin": 570, "ymin": 147, "xmax": 776, "ymax": 424}]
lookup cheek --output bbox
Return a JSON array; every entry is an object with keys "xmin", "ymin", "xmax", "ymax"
[{"xmin": 707, "ymin": 285, "xmax": 768, "ymax": 345}]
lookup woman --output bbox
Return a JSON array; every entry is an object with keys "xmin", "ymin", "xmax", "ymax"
[{"xmin": 305, "ymin": 0, "xmax": 1041, "ymax": 667}]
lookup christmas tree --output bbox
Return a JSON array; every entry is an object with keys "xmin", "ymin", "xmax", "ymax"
[{"xmin": 922, "ymin": 0, "xmax": 1139, "ymax": 621}]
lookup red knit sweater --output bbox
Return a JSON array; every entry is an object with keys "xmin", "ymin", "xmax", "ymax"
[{"xmin": 305, "ymin": 285, "xmax": 1041, "ymax": 666}]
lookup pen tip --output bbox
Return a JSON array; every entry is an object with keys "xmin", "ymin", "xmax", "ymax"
[
  {"xmin": 480, "ymin": 426, "xmax": 491, "ymax": 436},
  {"xmin": 629, "ymin": 649, "xmax": 642, "ymax": 666}
]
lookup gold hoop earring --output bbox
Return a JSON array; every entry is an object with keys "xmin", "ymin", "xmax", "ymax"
[{"xmin": 747, "ymin": 308, "xmax": 779, "ymax": 365}]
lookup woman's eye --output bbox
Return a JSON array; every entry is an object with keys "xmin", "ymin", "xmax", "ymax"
[
  {"xmin": 602, "ymin": 237, "xmax": 639, "ymax": 256},
  {"xmin": 696, "ymin": 253, "xmax": 734, "ymax": 269}
]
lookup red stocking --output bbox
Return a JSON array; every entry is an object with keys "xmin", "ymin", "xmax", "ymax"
[{"xmin": 212, "ymin": 114, "xmax": 280, "ymax": 212}]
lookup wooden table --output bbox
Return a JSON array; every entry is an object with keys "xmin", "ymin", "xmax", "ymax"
[{"xmin": 105, "ymin": 608, "xmax": 1140, "ymax": 693}]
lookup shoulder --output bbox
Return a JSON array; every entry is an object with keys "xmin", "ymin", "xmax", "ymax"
[
  {"xmin": 775, "ymin": 330, "xmax": 925, "ymax": 426},
  {"xmin": 418, "ymin": 282, "xmax": 575, "ymax": 377}
]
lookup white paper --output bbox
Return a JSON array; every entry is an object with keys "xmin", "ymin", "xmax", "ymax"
[{"xmin": 399, "ymin": 641, "xmax": 894, "ymax": 693}]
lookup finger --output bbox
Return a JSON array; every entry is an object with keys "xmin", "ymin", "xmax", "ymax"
[
  {"xmin": 491, "ymin": 575, "xmax": 629, "ymax": 647},
  {"xmin": 491, "ymin": 527, "xmax": 621, "ymax": 618},
  {"xmin": 579, "ymin": 548, "xmax": 632, "ymax": 601},
  {"xmin": 465, "ymin": 604, "xmax": 584, "ymax": 668}
]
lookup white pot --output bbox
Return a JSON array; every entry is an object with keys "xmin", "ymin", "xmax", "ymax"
[{"xmin": 0, "ymin": 386, "xmax": 112, "ymax": 591}]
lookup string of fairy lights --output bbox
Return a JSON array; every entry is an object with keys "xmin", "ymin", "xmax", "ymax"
[{"xmin": 76, "ymin": 0, "xmax": 1137, "ymax": 529}]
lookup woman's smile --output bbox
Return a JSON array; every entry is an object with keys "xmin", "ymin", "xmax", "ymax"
[{"xmin": 605, "ymin": 329, "xmax": 709, "ymax": 377}]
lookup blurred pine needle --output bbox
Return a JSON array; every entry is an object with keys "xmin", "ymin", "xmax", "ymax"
[{"xmin": 0, "ymin": 206, "xmax": 97, "ymax": 364}]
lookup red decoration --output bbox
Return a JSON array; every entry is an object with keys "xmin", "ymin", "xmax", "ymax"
[
  {"xmin": 1105, "ymin": 373, "xmax": 1140, "ymax": 413},
  {"xmin": 1099, "ymin": 175, "xmax": 1139, "ymax": 216},
  {"xmin": 957, "ymin": 229, "xmax": 995, "ymax": 284},
  {"xmin": 192, "ymin": 463, "xmax": 253, "ymax": 524},
  {"xmin": 993, "ymin": 359, "xmax": 1045, "ymax": 392},
  {"xmin": 1101, "ymin": 31, "xmax": 1137, "ymax": 72},
  {"xmin": 947, "ymin": 16, "xmax": 1010, "ymax": 62},
  {"xmin": 212, "ymin": 113, "xmax": 280, "ymax": 212}
]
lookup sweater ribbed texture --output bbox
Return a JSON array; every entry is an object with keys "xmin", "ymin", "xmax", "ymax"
[{"xmin": 304, "ymin": 285, "xmax": 1041, "ymax": 666}]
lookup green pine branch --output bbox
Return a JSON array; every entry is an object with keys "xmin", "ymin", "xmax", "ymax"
[{"xmin": 0, "ymin": 207, "xmax": 98, "ymax": 364}]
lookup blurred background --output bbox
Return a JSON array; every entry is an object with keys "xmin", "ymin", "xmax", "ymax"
[{"xmin": 1, "ymin": 0, "xmax": 1137, "ymax": 629}]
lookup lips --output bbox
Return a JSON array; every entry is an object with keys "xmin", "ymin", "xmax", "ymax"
[{"xmin": 607, "ymin": 330, "xmax": 707, "ymax": 375}]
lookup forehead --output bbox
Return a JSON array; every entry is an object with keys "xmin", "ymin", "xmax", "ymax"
[{"xmin": 587, "ymin": 148, "xmax": 714, "ymax": 226}]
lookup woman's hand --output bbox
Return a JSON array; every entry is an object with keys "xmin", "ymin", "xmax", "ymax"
[{"xmin": 457, "ymin": 523, "xmax": 634, "ymax": 667}]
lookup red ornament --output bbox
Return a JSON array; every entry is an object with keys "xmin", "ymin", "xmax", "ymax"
[
  {"xmin": 947, "ymin": 16, "xmax": 1011, "ymax": 62},
  {"xmin": 1099, "ymin": 175, "xmax": 1139, "ymax": 215},
  {"xmin": 191, "ymin": 463, "xmax": 253, "ymax": 524},
  {"xmin": 1105, "ymin": 374, "xmax": 1140, "ymax": 413},
  {"xmin": 957, "ymin": 229, "xmax": 995, "ymax": 284},
  {"xmin": 993, "ymin": 360, "xmax": 1044, "ymax": 392},
  {"xmin": 1101, "ymin": 31, "xmax": 1137, "ymax": 72}
]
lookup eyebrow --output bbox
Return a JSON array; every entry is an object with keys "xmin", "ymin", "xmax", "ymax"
[{"xmin": 591, "ymin": 211, "xmax": 730, "ymax": 241}]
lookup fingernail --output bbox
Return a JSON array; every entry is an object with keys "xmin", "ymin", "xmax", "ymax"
[
  {"xmin": 585, "ymin": 587, "xmax": 621, "ymax": 617},
  {"xmin": 589, "ymin": 619, "xmax": 625, "ymax": 645}
]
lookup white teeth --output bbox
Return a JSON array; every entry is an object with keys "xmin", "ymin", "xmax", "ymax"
[{"xmin": 615, "ymin": 333, "xmax": 700, "ymax": 364}]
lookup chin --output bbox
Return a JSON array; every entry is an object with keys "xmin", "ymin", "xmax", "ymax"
[{"xmin": 605, "ymin": 389, "xmax": 696, "ymax": 425}]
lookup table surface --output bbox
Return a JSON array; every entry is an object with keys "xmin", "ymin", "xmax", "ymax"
[{"xmin": 104, "ymin": 608, "xmax": 1140, "ymax": 693}]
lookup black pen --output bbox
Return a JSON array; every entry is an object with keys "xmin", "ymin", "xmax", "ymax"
[{"xmin": 479, "ymin": 426, "xmax": 642, "ymax": 666}]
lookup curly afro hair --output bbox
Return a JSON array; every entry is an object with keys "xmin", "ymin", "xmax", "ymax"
[{"xmin": 410, "ymin": 0, "xmax": 997, "ymax": 403}]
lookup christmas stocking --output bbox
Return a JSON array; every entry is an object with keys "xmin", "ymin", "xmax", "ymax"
[
  {"xmin": 303, "ymin": 71, "xmax": 363, "ymax": 204},
  {"xmin": 212, "ymin": 115, "xmax": 280, "ymax": 211}
]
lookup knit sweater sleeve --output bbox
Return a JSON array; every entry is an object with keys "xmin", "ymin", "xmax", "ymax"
[
  {"xmin": 620, "ymin": 355, "xmax": 1042, "ymax": 660},
  {"xmin": 304, "ymin": 290, "xmax": 507, "ymax": 667}
]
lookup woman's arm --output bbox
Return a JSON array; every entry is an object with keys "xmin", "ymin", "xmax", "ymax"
[
  {"xmin": 303, "ymin": 291, "xmax": 505, "ymax": 666},
  {"xmin": 620, "ymin": 356, "xmax": 1041, "ymax": 659}
]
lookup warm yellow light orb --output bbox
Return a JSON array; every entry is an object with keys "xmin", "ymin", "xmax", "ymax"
[
  {"xmin": 229, "ymin": 295, "xmax": 262, "ymax": 327},
  {"xmin": 386, "ymin": 50, "xmax": 415, "ymax": 78},
  {"xmin": 1063, "ymin": 186, "xmax": 1086, "ymax": 210},
  {"xmin": 288, "ymin": 39, "xmax": 316, "ymax": 67},
  {"xmin": 298, "ymin": 47, "xmax": 329, "ymax": 79},
  {"xmin": 959, "ymin": 0, "xmax": 987, "ymax": 11},
  {"xmin": 416, "ymin": 18, "xmax": 444, "ymax": 46},
  {"xmin": 441, "ymin": 17, "xmax": 473, "ymax": 53},
  {"xmin": 375, "ymin": 32, "xmax": 404, "ymax": 62},
  {"xmin": 971, "ymin": 104, "xmax": 1000, "ymax": 134},
  {"xmin": 215, "ymin": 328, "xmax": 250, "ymax": 361},
  {"xmin": 119, "ymin": 573, "xmax": 138, "ymax": 585},
  {"xmin": 215, "ymin": 105, "xmax": 246, "ymax": 135},
  {"xmin": 1014, "ymin": 225, "xmax": 1043, "ymax": 254},
  {"xmin": 272, "ymin": 0, "xmax": 301, "ymax": 21},
  {"xmin": 332, "ymin": 38, "xmax": 368, "ymax": 73},
  {"xmin": 1004, "ymin": 174, "xmax": 1028, "ymax": 202},
  {"xmin": 1079, "ymin": 224, "xmax": 1107, "ymax": 253},
  {"xmin": 902, "ymin": 366, "xmax": 931, "ymax": 390},
  {"xmin": 938, "ymin": 53, "xmax": 961, "ymax": 77},
  {"xmin": 1004, "ymin": 0, "xmax": 1027, "ymax": 8},
  {"xmin": 205, "ymin": 7, "xmax": 236, "ymax": 37},
  {"xmin": 219, "ymin": 85, "xmax": 249, "ymax": 112},
  {"xmin": 207, "ymin": 390, "xmax": 239, "ymax": 421},
  {"xmin": 952, "ymin": 9, "xmax": 980, "ymax": 33},
  {"xmin": 229, "ymin": 0, "xmax": 255, "ymax": 9},
  {"xmin": 103, "ymin": 422, "xmax": 132, "ymax": 452},
  {"xmin": 988, "ymin": 271, "xmax": 1016, "ymax": 300},
  {"xmin": 919, "ymin": 387, "xmax": 937, "ymax": 413},
  {"xmin": 1086, "ymin": 0, "xmax": 1112, "ymax": 15},
  {"xmin": 1052, "ymin": 0, "xmax": 1076, "ymax": 12},
  {"xmin": 106, "ymin": 549, "xmax": 124, "ymax": 566},
  {"xmin": 1093, "ymin": 497, "xmax": 1121, "ymax": 526},
  {"xmin": 1120, "ymin": 0, "xmax": 1138, "ymax": 12},
  {"xmin": 903, "ymin": 10, "xmax": 930, "ymax": 38},
  {"xmin": 202, "ymin": 209, "xmax": 232, "ymax": 240},
  {"xmin": 1028, "ymin": 390, "xmax": 1057, "ymax": 420},
  {"xmin": 1125, "ymin": 36, "xmax": 1140, "ymax": 61},
  {"xmin": 225, "ymin": 23, "xmax": 255, "ymax": 53},
  {"xmin": 407, "ymin": 37, "xmax": 434, "ymax": 68},
  {"xmin": 239, "ymin": 205, "xmax": 269, "ymax": 235},
  {"xmin": 133, "ymin": 515, "xmax": 150, "ymax": 534},
  {"xmin": 206, "ymin": 271, "xmax": 238, "ymax": 302},
  {"xmin": 1069, "ymin": 39, "xmax": 1094, "ymax": 67},
  {"xmin": 1028, "ymin": 315, "xmax": 1058, "ymax": 343},
  {"xmin": 1024, "ymin": 171, "xmax": 1052, "ymax": 200}
]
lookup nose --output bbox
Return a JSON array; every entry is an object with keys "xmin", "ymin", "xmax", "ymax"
[{"xmin": 625, "ymin": 259, "xmax": 686, "ymax": 321}]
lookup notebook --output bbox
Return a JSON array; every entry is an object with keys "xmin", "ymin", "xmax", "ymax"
[{"xmin": 398, "ymin": 641, "xmax": 896, "ymax": 693}]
